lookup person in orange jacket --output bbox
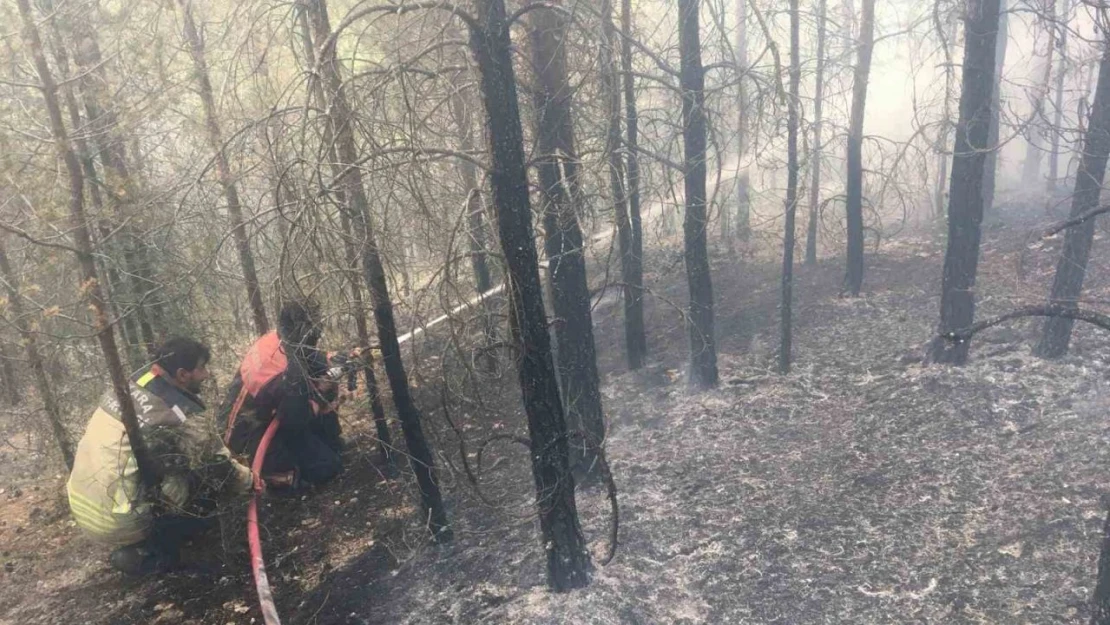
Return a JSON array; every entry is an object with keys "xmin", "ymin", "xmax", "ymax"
[{"xmin": 218, "ymin": 299, "xmax": 343, "ymax": 488}]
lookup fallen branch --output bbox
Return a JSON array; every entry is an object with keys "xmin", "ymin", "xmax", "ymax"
[
  {"xmin": 1042, "ymin": 203, "xmax": 1110, "ymax": 238},
  {"xmin": 942, "ymin": 305, "xmax": 1110, "ymax": 343}
]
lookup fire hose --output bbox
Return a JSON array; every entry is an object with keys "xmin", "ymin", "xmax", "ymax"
[{"xmin": 248, "ymin": 418, "xmax": 283, "ymax": 625}]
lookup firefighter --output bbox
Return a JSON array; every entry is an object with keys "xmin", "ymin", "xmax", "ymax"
[
  {"xmin": 67, "ymin": 337, "xmax": 253, "ymax": 576},
  {"xmin": 219, "ymin": 299, "xmax": 343, "ymax": 488}
]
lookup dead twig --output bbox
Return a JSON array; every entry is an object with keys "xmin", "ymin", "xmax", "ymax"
[{"xmin": 942, "ymin": 304, "xmax": 1110, "ymax": 343}]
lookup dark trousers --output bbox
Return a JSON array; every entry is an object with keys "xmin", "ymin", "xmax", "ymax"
[
  {"xmin": 148, "ymin": 514, "xmax": 214, "ymax": 560},
  {"xmin": 261, "ymin": 414, "xmax": 343, "ymax": 484}
]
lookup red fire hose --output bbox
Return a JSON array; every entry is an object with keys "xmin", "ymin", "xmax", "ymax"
[{"xmin": 248, "ymin": 418, "xmax": 283, "ymax": 625}]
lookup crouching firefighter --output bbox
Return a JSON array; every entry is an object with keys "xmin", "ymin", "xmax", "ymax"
[
  {"xmin": 67, "ymin": 337, "xmax": 253, "ymax": 576},
  {"xmin": 219, "ymin": 299, "xmax": 343, "ymax": 489}
]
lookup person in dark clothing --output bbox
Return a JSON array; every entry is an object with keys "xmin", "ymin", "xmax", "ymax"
[{"xmin": 219, "ymin": 299, "xmax": 343, "ymax": 488}]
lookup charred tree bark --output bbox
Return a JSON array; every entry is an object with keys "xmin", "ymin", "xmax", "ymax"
[
  {"xmin": 804, "ymin": 0, "xmax": 828, "ymax": 266},
  {"xmin": 530, "ymin": 3, "xmax": 607, "ymax": 469},
  {"xmin": 1092, "ymin": 507, "xmax": 1110, "ymax": 625},
  {"xmin": 779, "ymin": 0, "xmax": 801, "ymax": 374},
  {"xmin": 17, "ymin": 0, "xmax": 157, "ymax": 484},
  {"xmin": 609, "ymin": 0, "xmax": 648, "ymax": 371},
  {"xmin": 293, "ymin": 7, "xmax": 394, "ymax": 468},
  {"xmin": 982, "ymin": 0, "xmax": 1009, "ymax": 215},
  {"xmin": 469, "ymin": 0, "xmax": 591, "ymax": 591},
  {"xmin": 0, "ymin": 239, "xmax": 72, "ymax": 467},
  {"xmin": 307, "ymin": 0, "xmax": 449, "ymax": 539},
  {"xmin": 927, "ymin": 0, "xmax": 1003, "ymax": 365},
  {"xmin": 844, "ymin": 0, "xmax": 875, "ymax": 296},
  {"xmin": 340, "ymin": 209, "xmax": 394, "ymax": 467},
  {"xmin": 1035, "ymin": 31, "xmax": 1110, "ymax": 358},
  {"xmin": 679, "ymin": 0, "xmax": 719, "ymax": 389},
  {"xmin": 178, "ymin": 0, "xmax": 269, "ymax": 336}
]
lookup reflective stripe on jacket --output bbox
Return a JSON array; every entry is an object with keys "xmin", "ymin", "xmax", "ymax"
[{"xmin": 66, "ymin": 371, "xmax": 197, "ymax": 545}]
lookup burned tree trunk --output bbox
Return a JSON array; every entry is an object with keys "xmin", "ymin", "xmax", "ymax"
[
  {"xmin": 17, "ymin": 0, "xmax": 157, "ymax": 483},
  {"xmin": 447, "ymin": 82, "xmax": 493, "ymax": 295},
  {"xmin": 42, "ymin": 14, "xmax": 142, "ymax": 368},
  {"xmin": 0, "ymin": 239, "xmax": 72, "ymax": 467},
  {"xmin": 780, "ymin": 0, "xmax": 801, "ymax": 374},
  {"xmin": 1035, "ymin": 31, "xmax": 1110, "ymax": 358},
  {"xmin": 844, "ymin": 0, "xmax": 875, "ymax": 296},
  {"xmin": 609, "ymin": 0, "xmax": 648, "ymax": 371},
  {"xmin": 529, "ymin": 4, "xmax": 607, "ymax": 464},
  {"xmin": 1022, "ymin": 0, "xmax": 1057, "ymax": 184},
  {"xmin": 340, "ymin": 210, "xmax": 394, "ymax": 467},
  {"xmin": 804, "ymin": 0, "xmax": 828, "ymax": 267},
  {"xmin": 307, "ymin": 0, "xmax": 449, "ymax": 539},
  {"xmin": 469, "ymin": 0, "xmax": 591, "ymax": 591},
  {"xmin": 927, "ymin": 0, "xmax": 1003, "ymax": 365},
  {"xmin": 678, "ymin": 0, "xmax": 719, "ymax": 389},
  {"xmin": 982, "ymin": 0, "xmax": 1009, "ymax": 215},
  {"xmin": 293, "ymin": 7, "xmax": 394, "ymax": 466},
  {"xmin": 1092, "ymin": 508, "xmax": 1110, "ymax": 624},
  {"xmin": 178, "ymin": 0, "xmax": 269, "ymax": 336}
]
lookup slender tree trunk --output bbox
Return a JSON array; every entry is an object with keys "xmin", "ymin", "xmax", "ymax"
[
  {"xmin": 291, "ymin": 8, "xmax": 394, "ymax": 467},
  {"xmin": 469, "ymin": 0, "xmax": 591, "ymax": 591},
  {"xmin": 621, "ymin": 0, "xmax": 648, "ymax": 368},
  {"xmin": 0, "ymin": 350, "xmax": 18, "ymax": 406},
  {"xmin": 294, "ymin": 9, "xmax": 394, "ymax": 467},
  {"xmin": 603, "ymin": 0, "xmax": 648, "ymax": 370},
  {"xmin": 96, "ymin": 225, "xmax": 143, "ymax": 367},
  {"xmin": 805, "ymin": 0, "xmax": 828, "ymax": 266},
  {"xmin": 1023, "ymin": 0, "xmax": 1056, "ymax": 184},
  {"xmin": 844, "ymin": 0, "xmax": 875, "ymax": 296},
  {"xmin": 735, "ymin": 0, "xmax": 751, "ymax": 241},
  {"xmin": 446, "ymin": 75, "xmax": 499, "ymax": 376},
  {"xmin": 1035, "ymin": 34, "xmax": 1110, "ymax": 358},
  {"xmin": 0, "ymin": 239, "xmax": 72, "ymax": 466},
  {"xmin": 342, "ymin": 211, "xmax": 395, "ymax": 467},
  {"xmin": 17, "ymin": 0, "xmax": 157, "ymax": 484},
  {"xmin": 1048, "ymin": 0, "xmax": 1069, "ymax": 197},
  {"xmin": 530, "ymin": 3, "xmax": 607, "ymax": 469},
  {"xmin": 678, "ymin": 0, "xmax": 718, "ymax": 389},
  {"xmin": 306, "ymin": 0, "xmax": 449, "ymax": 539},
  {"xmin": 42, "ymin": 15, "xmax": 143, "ymax": 369},
  {"xmin": 1092, "ymin": 508, "xmax": 1110, "ymax": 624},
  {"xmin": 67, "ymin": 12, "xmax": 163, "ymax": 349},
  {"xmin": 447, "ymin": 83, "xmax": 493, "ymax": 295},
  {"xmin": 178, "ymin": 0, "xmax": 269, "ymax": 336},
  {"xmin": 779, "ymin": 0, "xmax": 801, "ymax": 374},
  {"xmin": 935, "ymin": 7, "xmax": 958, "ymax": 221},
  {"xmin": 982, "ymin": 0, "xmax": 1009, "ymax": 215},
  {"xmin": 927, "ymin": 0, "xmax": 1003, "ymax": 365}
]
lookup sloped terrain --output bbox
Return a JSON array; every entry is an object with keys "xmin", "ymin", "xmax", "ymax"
[{"xmin": 4, "ymin": 219, "xmax": 1110, "ymax": 624}]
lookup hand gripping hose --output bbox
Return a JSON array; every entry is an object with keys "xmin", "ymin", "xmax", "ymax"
[{"xmin": 248, "ymin": 418, "xmax": 283, "ymax": 625}]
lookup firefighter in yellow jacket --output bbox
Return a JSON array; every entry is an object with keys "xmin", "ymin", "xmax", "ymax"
[{"xmin": 67, "ymin": 337, "xmax": 252, "ymax": 576}]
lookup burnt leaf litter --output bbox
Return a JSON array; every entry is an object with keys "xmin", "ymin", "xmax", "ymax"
[{"xmin": 3, "ymin": 220, "xmax": 1110, "ymax": 624}]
